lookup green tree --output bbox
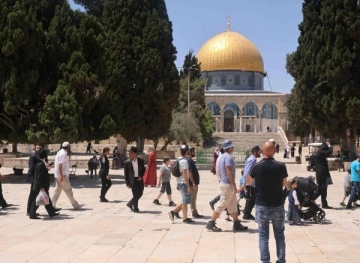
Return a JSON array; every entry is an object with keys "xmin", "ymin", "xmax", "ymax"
[
  {"xmin": 287, "ymin": 0, "xmax": 360, "ymax": 158},
  {"xmin": 201, "ymin": 109, "xmax": 216, "ymax": 142},
  {"xmin": 101, "ymin": 0, "xmax": 179, "ymax": 153},
  {"xmin": 179, "ymin": 50, "xmax": 201, "ymax": 81},
  {"xmin": 0, "ymin": 0, "xmax": 45, "ymax": 143}
]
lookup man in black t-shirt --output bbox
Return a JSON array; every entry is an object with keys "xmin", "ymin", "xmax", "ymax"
[
  {"xmin": 187, "ymin": 147, "xmax": 203, "ymax": 218},
  {"xmin": 247, "ymin": 142, "xmax": 288, "ymax": 263}
]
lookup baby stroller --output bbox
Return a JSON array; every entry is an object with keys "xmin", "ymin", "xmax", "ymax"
[{"xmin": 293, "ymin": 176, "xmax": 326, "ymax": 224}]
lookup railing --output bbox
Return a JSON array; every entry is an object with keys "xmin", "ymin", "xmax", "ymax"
[
  {"xmin": 196, "ymin": 149, "xmax": 249, "ymax": 166},
  {"xmin": 278, "ymin": 127, "xmax": 288, "ymax": 146}
]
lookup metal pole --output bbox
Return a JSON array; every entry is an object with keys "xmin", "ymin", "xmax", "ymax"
[{"xmin": 187, "ymin": 73, "xmax": 190, "ymax": 114}]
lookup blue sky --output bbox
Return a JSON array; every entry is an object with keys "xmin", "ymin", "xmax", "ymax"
[{"xmin": 69, "ymin": 0, "xmax": 303, "ymax": 93}]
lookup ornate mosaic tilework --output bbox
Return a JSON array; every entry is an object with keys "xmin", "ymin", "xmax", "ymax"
[
  {"xmin": 221, "ymin": 75, "xmax": 226, "ymax": 86},
  {"xmin": 227, "ymin": 75, "xmax": 234, "ymax": 85}
]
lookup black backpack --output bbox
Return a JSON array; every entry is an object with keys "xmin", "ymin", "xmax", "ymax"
[{"xmin": 171, "ymin": 157, "xmax": 183, "ymax": 177}]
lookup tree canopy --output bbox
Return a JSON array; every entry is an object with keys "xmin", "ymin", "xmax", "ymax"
[
  {"xmin": 286, "ymin": 0, "xmax": 360, "ymax": 155},
  {"xmin": 0, "ymin": 0, "xmax": 179, "ymax": 147}
]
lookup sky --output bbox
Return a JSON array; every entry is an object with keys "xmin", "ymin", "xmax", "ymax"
[{"xmin": 69, "ymin": 0, "xmax": 303, "ymax": 93}]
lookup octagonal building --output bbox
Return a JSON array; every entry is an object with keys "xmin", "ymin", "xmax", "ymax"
[{"xmin": 197, "ymin": 25, "xmax": 288, "ymax": 133}]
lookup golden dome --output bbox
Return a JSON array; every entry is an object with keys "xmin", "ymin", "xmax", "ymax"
[{"xmin": 197, "ymin": 30, "xmax": 264, "ymax": 73}]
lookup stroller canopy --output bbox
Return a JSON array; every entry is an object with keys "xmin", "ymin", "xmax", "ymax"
[{"xmin": 294, "ymin": 176, "xmax": 318, "ymax": 194}]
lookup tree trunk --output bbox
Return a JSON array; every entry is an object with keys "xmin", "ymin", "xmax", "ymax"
[
  {"xmin": 153, "ymin": 139, "xmax": 158, "ymax": 150},
  {"xmin": 136, "ymin": 136, "xmax": 145, "ymax": 154},
  {"xmin": 161, "ymin": 140, "xmax": 171, "ymax": 151},
  {"xmin": 341, "ymin": 128, "xmax": 357, "ymax": 161},
  {"xmin": 116, "ymin": 134, "xmax": 127, "ymax": 168},
  {"xmin": 12, "ymin": 142, "xmax": 17, "ymax": 153}
]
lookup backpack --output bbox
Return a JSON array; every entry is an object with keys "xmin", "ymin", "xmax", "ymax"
[{"xmin": 171, "ymin": 157, "xmax": 183, "ymax": 177}]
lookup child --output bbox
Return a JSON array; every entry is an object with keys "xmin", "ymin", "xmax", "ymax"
[
  {"xmin": 153, "ymin": 157, "xmax": 176, "ymax": 206},
  {"xmin": 340, "ymin": 169, "xmax": 351, "ymax": 206},
  {"xmin": 287, "ymin": 179, "xmax": 302, "ymax": 225}
]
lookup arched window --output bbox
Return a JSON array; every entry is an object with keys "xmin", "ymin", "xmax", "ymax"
[{"xmin": 207, "ymin": 102, "xmax": 220, "ymax": 115}]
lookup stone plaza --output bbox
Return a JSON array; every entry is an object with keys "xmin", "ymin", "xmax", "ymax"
[{"xmin": 0, "ymin": 154, "xmax": 359, "ymax": 263}]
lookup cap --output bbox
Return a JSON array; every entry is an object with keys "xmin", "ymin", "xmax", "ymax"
[
  {"xmin": 251, "ymin": 145, "xmax": 261, "ymax": 152},
  {"xmin": 223, "ymin": 139, "xmax": 234, "ymax": 150},
  {"xmin": 62, "ymin": 142, "xmax": 70, "ymax": 147},
  {"xmin": 181, "ymin": 144, "xmax": 189, "ymax": 150},
  {"xmin": 129, "ymin": 146, "xmax": 137, "ymax": 153}
]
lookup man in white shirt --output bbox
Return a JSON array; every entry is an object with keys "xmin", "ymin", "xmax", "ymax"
[{"xmin": 52, "ymin": 142, "xmax": 83, "ymax": 209}]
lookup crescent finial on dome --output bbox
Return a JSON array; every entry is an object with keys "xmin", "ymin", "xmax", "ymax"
[{"xmin": 227, "ymin": 16, "xmax": 231, "ymax": 31}]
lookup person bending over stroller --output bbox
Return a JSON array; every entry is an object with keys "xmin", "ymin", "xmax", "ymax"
[{"xmin": 287, "ymin": 179, "xmax": 302, "ymax": 225}]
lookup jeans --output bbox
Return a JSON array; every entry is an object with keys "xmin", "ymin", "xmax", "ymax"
[
  {"xmin": 178, "ymin": 183, "xmax": 191, "ymax": 204},
  {"xmin": 256, "ymin": 205, "xmax": 286, "ymax": 263},
  {"xmin": 347, "ymin": 182, "xmax": 360, "ymax": 208}
]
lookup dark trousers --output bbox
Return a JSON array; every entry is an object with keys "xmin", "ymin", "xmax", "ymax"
[
  {"xmin": 29, "ymin": 189, "xmax": 56, "ymax": 217},
  {"xmin": 128, "ymin": 179, "xmax": 144, "ymax": 210},
  {"xmin": 0, "ymin": 182, "xmax": 7, "ymax": 208},
  {"xmin": 90, "ymin": 169, "xmax": 97, "ymax": 177},
  {"xmin": 210, "ymin": 194, "xmax": 220, "ymax": 204},
  {"xmin": 319, "ymin": 186, "xmax": 328, "ymax": 207},
  {"xmin": 27, "ymin": 186, "xmax": 37, "ymax": 214},
  {"xmin": 243, "ymin": 186, "xmax": 256, "ymax": 215},
  {"xmin": 100, "ymin": 176, "xmax": 112, "ymax": 198}
]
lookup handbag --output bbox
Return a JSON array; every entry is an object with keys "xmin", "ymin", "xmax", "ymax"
[
  {"xmin": 36, "ymin": 191, "xmax": 50, "ymax": 206},
  {"xmin": 326, "ymin": 176, "xmax": 333, "ymax": 186}
]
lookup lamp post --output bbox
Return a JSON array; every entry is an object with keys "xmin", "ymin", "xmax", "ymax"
[{"xmin": 178, "ymin": 65, "xmax": 197, "ymax": 114}]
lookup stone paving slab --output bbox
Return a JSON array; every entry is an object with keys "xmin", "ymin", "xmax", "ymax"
[{"xmin": 0, "ymin": 153, "xmax": 360, "ymax": 263}]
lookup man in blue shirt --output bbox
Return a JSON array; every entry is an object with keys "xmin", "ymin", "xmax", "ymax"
[
  {"xmin": 241, "ymin": 145, "xmax": 261, "ymax": 220},
  {"xmin": 206, "ymin": 139, "xmax": 248, "ymax": 232},
  {"xmin": 346, "ymin": 153, "xmax": 360, "ymax": 209}
]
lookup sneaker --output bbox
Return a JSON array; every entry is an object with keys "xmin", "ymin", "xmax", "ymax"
[
  {"xmin": 183, "ymin": 218, "xmax": 195, "ymax": 224},
  {"xmin": 233, "ymin": 220, "xmax": 248, "ymax": 231},
  {"xmin": 225, "ymin": 217, "xmax": 232, "ymax": 222},
  {"xmin": 242, "ymin": 214, "xmax": 255, "ymax": 220},
  {"xmin": 100, "ymin": 198, "xmax": 108, "ymax": 202},
  {"xmin": 174, "ymin": 212, "xmax": 181, "ymax": 219},
  {"xmin": 153, "ymin": 199, "xmax": 161, "ymax": 205},
  {"xmin": 353, "ymin": 203, "xmax": 360, "ymax": 207},
  {"xmin": 209, "ymin": 201, "xmax": 215, "ymax": 211},
  {"xmin": 75, "ymin": 204, "xmax": 84, "ymax": 210},
  {"xmin": 169, "ymin": 201, "xmax": 176, "ymax": 207},
  {"xmin": 340, "ymin": 202, "xmax": 346, "ymax": 206},
  {"xmin": 168, "ymin": 211, "xmax": 175, "ymax": 222},
  {"xmin": 206, "ymin": 220, "xmax": 222, "ymax": 232},
  {"xmin": 192, "ymin": 212, "xmax": 204, "ymax": 218}
]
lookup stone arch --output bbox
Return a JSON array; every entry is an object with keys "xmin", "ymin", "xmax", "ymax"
[
  {"xmin": 262, "ymin": 102, "xmax": 278, "ymax": 119},
  {"xmin": 261, "ymin": 102, "xmax": 278, "ymax": 132},
  {"xmin": 207, "ymin": 101, "xmax": 220, "ymax": 116},
  {"xmin": 243, "ymin": 102, "xmax": 259, "ymax": 117},
  {"xmin": 223, "ymin": 102, "xmax": 239, "ymax": 132}
]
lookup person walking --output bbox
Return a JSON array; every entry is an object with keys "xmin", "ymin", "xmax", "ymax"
[
  {"xmin": 211, "ymin": 147, "xmax": 219, "ymax": 174},
  {"xmin": 298, "ymin": 144, "xmax": 302, "ymax": 157},
  {"xmin": 125, "ymin": 147, "xmax": 145, "ymax": 213},
  {"xmin": 241, "ymin": 145, "xmax": 261, "ymax": 220},
  {"xmin": 0, "ymin": 164, "xmax": 13, "ymax": 210},
  {"xmin": 206, "ymin": 140, "xmax": 248, "ymax": 232},
  {"xmin": 143, "ymin": 146, "xmax": 157, "ymax": 187},
  {"xmin": 99, "ymin": 147, "xmax": 112, "ymax": 202},
  {"xmin": 26, "ymin": 143, "xmax": 42, "ymax": 215},
  {"xmin": 29, "ymin": 149, "xmax": 60, "ymax": 219},
  {"xmin": 247, "ymin": 141, "xmax": 288, "ymax": 263},
  {"xmin": 86, "ymin": 142, "xmax": 92, "ymax": 153},
  {"xmin": 168, "ymin": 145, "xmax": 195, "ymax": 224},
  {"xmin": 209, "ymin": 148, "xmax": 224, "ymax": 210},
  {"xmin": 153, "ymin": 157, "xmax": 176, "ymax": 206},
  {"xmin": 187, "ymin": 147, "xmax": 203, "ymax": 218},
  {"xmin": 346, "ymin": 153, "xmax": 360, "ymax": 210},
  {"xmin": 52, "ymin": 142, "xmax": 84, "ymax": 210},
  {"xmin": 315, "ymin": 142, "xmax": 333, "ymax": 209}
]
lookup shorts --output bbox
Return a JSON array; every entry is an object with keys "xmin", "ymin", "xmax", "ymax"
[
  {"xmin": 178, "ymin": 183, "xmax": 191, "ymax": 204},
  {"xmin": 160, "ymin": 182, "xmax": 172, "ymax": 195},
  {"xmin": 344, "ymin": 187, "xmax": 351, "ymax": 197}
]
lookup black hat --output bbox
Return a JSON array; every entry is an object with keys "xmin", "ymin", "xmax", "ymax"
[
  {"xmin": 38, "ymin": 149, "xmax": 48, "ymax": 159},
  {"xmin": 251, "ymin": 145, "xmax": 261, "ymax": 153},
  {"xmin": 189, "ymin": 146, "xmax": 195, "ymax": 151},
  {"xmin": 129, "ymin": 146, "xmax": 137, "ymax": 154}
]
